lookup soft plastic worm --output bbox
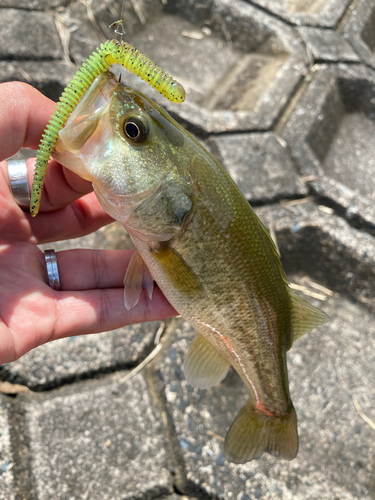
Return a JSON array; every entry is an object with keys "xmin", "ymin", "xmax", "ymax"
[{"xmin": 30, "ymin": 39, "xmax": 186, "ymax": 216}]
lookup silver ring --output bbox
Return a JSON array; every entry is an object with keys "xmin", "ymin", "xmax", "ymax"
[
  {"xmin": 45, "ymin": 250, "xmax": 61, "ymax": 291},
  {"xmin": 7, "ymin": 160, "xmax": 30, "ymax": 210}
]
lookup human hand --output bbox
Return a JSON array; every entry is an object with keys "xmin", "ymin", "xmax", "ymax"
[{"xmin": 0, "ymin": 82, "xmax": 177, "ymax": 365}]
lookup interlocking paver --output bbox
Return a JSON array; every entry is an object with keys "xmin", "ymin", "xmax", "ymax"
[
  {"xmin": 20, "ymin": 374, "xmax": 173, "ymax": 500},
  {"xmin": 0, "ymin": 9, "xmax": 63, "ymax": 60},
  {"xmin": 281, "ymin": 63, "xmax": 375, "ymax": 232},
  {"xmin": 243, "ymin": 0, "xmax": 353, "ymax": 27},
  {"xmin": 208, "ymin": 132, "xmax": 307, "ymax": 203},
  {"xmin": 1, "ymin": 321, "xmax": 163, "ymax": 390},
  {"xmin": 0, "ymin": 60, "xmax": 75, "ymax": 101},
  {"xmin": 256, "ymin": 203, "xmax": 375, "ymax": 309},
  {"xmin": 161, "ymin": 0, "xmax": 309, "ymax": 133},
  {"xmin": 343, "ymin": 0, "xmax": 375, "ymax": 68},
  {"xmin": 0, "ymin": 395, "xmax": 15, "ymax": 500},
  {"xmin": 297, "ymin": 27, "xmax": 360, "ymax": 62}
]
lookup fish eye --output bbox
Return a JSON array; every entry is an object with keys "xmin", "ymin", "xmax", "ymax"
[{"xmin": 123, "ymin": 115, "xmax": 149, "ymax": 143}]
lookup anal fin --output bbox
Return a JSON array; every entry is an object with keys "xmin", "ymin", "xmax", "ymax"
[
  {"xmin": 184, "ymin": 334, "xmax": 230, "ymax": 389},
  {"xmin": 224, "ymin": 401, "xmax": 298, "ymax": 463},
  {"xmin": 124, "ymin": 251, "xmax": 154, "ymax": 310}
]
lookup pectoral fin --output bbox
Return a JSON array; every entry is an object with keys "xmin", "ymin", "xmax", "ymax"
[
  {"xmin": 153, "ymin": 243, "xmax": 202, "ymax": 297},
  {"xmin": 124, "ymin": 251, "xmax": 154, "ymax": 310},
  {"xmin": 289, "ymin": 291, "xmax": 329, "ymax": 342},
  {"xmin": 184, "ymin": 334, "xmax": 230, "ymax": 389}
]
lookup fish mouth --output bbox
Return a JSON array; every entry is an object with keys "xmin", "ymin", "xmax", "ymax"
[
  {"xmin": 52, "ymin": 72, "xmax": 121, "ymax": 180},
  {"xmin": 57, "ymin": 72, "xmax": 120, "ymax": 152}
]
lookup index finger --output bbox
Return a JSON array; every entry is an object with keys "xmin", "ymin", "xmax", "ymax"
[
  {"xmin": 0, "ymin": 81, "xmax": 55, "ymax": 160},
  {"xmin": 0, "ymin": 82, "xmax": 94, "ymax": 207}
]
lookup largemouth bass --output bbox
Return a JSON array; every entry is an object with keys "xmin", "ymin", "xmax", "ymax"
[{"xmin": 53, "ymin": 71, "xmax": 328, "ymax": 463}]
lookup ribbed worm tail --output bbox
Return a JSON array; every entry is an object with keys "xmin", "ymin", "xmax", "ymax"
[{"xmin": 30, "ymin": 40, "xmax": 185, "ymax": 217}]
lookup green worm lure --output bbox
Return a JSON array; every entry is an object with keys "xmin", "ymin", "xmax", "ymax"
[{"xmin": 30, "ymin": 38, "xmax": 186, "ymax": 217}]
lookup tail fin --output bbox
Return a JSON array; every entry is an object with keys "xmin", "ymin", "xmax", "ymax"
[{"xmin": 224, "ymin": 401, "xmax": 298, "ymax": 463}]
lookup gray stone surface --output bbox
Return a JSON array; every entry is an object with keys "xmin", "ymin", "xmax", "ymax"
[
  {"xmin": 208, "ymin": 132, "xmax": 307, "ymax": 203},
  {"xmin": 0, "ymin": 9, "xmax": 63, "ymax": 60},
  {"xmin": 0, "ymin": 395, "xmax": 15, "ymax": 500},
  {"xmin": 343, "ymin": 0, "xmax": 375, "ymax": 68},
  {"xmin": 244, "ymin": 0, "xmax": 353, "ymax": 27},
  {"xmin": 298, "ymin": 27, "xmax": 360, "ymax": 62},
  {"xmin": 256, "ymin": 202, "xmax": 375, "ymax": 310},
  {"xmin": 0, "ymin": 321, "xmax": 163, "ymax": 390},
  {"xmin": 0, "ymin": 0, "xmax": 70, "ymax": 9},
  {"xmin": 162, "ymin": 0, "xmax": 308, "ymax": 133},
  {"xmin": 20, "ymin": 373, "xmax": 173, "ymax": 500},
  {"xmin": 281, "ymin": 63, "xmax": 375, "ymax": 232},
  {"xmin": 0, "ymin": 60, "xmax": 75, "ymax": 101}
]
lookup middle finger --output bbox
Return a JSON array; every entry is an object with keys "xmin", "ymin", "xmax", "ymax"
[
  {"xmin": 29, "ymin": 191, "xmax": 113, "ymax": 244},
  {"xmin": 54, "ymin": 248, "xmax": 133, "ymax": 290}
]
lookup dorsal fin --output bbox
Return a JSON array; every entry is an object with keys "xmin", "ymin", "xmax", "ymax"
[
  {"xmin": 289, "ymin": 291, "xmax": 329, "ymax": 342},
  {"xmin": 258, "ymin": 219, "xmax": 290, "ymax": 287},
  {"xmin": 258, "ymin": 220, "xmax": 329, "ymax": 343}
]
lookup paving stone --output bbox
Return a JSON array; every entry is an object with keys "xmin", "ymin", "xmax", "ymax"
[
  {"xmin": 19, "ymin": 373, "xmax": 173, "ymax": 500},
  {"xmin": 297, "ymin": 27, "xmax": 360, "ymax": 62},
  {"xmin": 208, "ymin": 132, "xmax": 307, "ymax": 203},
  {"xmin": 0, "ymin": 0, "xmax": 70, "ymax": 9},
  {"xmin": 159, "ymin": 496, "xmax": 194, "ymax": 500},
  {"xmin": 0, "ymin": 395, "xmax": 15, "ymax": 500},
  {"xmin": 68, "ymin": 0, "xmax": 162, "ymax": 64},
  {"xmin": 37, "ymin": 220, "xmax": 134, "ymax": 253},
  {"xmin": 159, "ymin": 0, "xmax": 308, "ymax": 133},
  {"xmin": 244, "ymin": 0, "xmax": 353, "ymax": 27},
  {"xmin": 0, "ymin": 60, "xmax": 75, "ymax": 101},
  {"xmin": 256, "ymin": 202, "xmax": 375, "ymax": 310},
  {"xmin": 155, "ymin": 205, "xmax": 375, "ymax": 499},
  {"xmin": 0, "ymin": 321, "xmax": 163, "ymax": 390},
  {"xmin": 343, "ymin": 0, "xmax": 375, "ymax": 68},
  {"xmin": 281, "ymin": 63, "xmax": 375, "ymax": 233},
  {"xmin": 67, "ymin": 0, "xmax": 308, "ymax": 134},
  {"xmin": 0, "ymin": 9, "xmax": 63, "ymax": 60}
]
